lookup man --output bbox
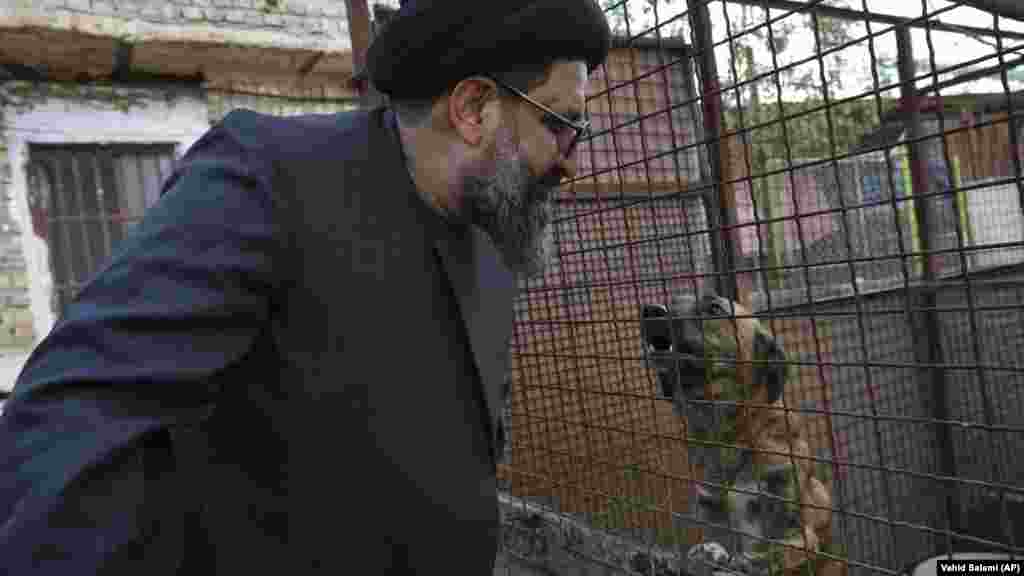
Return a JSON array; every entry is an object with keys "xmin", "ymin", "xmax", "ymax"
[{"xmin": 0, "ymin": 1, "xmax": 610, "ymax": 573}]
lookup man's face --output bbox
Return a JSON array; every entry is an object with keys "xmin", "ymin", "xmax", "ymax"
[{"xmin": 461, "ymin": 61, "xmax": 587, "ymax": 277}]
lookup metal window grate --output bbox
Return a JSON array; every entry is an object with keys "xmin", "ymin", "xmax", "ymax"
[
  {"xmin": 27, "ymin": 144, "xmax": 176, "ymax": 316},
  {"xmin": 492, "ymin": 1, "xmax": 1024, "ymax": 574}
]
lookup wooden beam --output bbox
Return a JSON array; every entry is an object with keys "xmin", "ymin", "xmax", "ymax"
[{"xmin": 298, "ymin": 51, "xmax": 325, "ymax": 76}]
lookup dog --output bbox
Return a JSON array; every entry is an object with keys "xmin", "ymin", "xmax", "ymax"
[{"xmin": 641, "ymin": 293, "xmax": 832, "ymax": 573}]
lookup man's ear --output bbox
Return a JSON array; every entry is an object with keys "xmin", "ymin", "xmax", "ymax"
[
  {"xmin": 753, "ymin": 329, "xmax": 787, "ymax": 404},
  {"xmin": 447, "ymin": 77, "xmax": 500, "ymax": 148}
]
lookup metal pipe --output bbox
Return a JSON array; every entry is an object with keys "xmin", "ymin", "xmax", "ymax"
[
  {"xmin": 919, "ymin": 54, "xmax": 1024, "ymax": 96},
  {"xmin": 896, "ymin": 23, "xmax": 962, "ymax": 541},
  {"xmin": 722, "ymin": 0, "xmax": 1024, "ymax": 42},
  {"xmin": 344, "ymin": 0, "xmax": 382, "ymax": 107},
  {"xmin": 956, "ymin": 0, "xmax": 1024, "ymax": 22},
  {"xmin": 687, "ymin": 0, "xmax": 739, "ymax": 302}
]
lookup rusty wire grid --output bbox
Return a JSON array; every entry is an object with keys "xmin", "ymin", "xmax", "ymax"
[
  {"xmin": 12, "ymin": 1, "xmax": 1024, "ymax": 573},
  {"xmin": 497, "ymin": 1, "xmax": 1024, "ymax": 575}
]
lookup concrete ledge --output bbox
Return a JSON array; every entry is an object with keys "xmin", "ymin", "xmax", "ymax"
[{"xmin": 498, "ymin": 491, "xmax": 685, "ymax": 576}]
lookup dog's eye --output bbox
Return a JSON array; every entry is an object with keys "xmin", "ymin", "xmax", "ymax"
[{"xmin": 708, "ymin": 300, "xmax": 730, "ymax": 316}]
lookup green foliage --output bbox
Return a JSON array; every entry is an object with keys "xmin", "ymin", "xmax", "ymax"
[
  {"xmin": 804, "ymin": 540, "xmax": 850, "ymax": 575},
  {"xmin": 752, "ymin": 540, "xmax": 788, "ymax": 575},
  {"xmin": 752, "ymin": 527, "xmax": 805, "ymax": 576},
  {"xmin": 725, "ymin": 97, "xmax": 896, "ymax": 163},
  {"xmin": 654, "ymin": 525, "xmax": 689, "ymax": 548},
  {"xmin": 592, "ymin": 492, "xmax": 660, "ymax": 531},
  {"xmin": 1007, "ymin": 66, "xmax": 1024, "ymax": 84},
  {"xmin": 4, "ymin": 81, "xmax": 152, "ymax": 114},
  {"xmin": 262, "ymin": 0, "xmax": 281, "ymax": 13},
  {"xmin": 593, "ymin": 0, "xmax": 891, "ymax": 162},
  {"xmin": 752, "ymin": 529, "xmax": 849, "ymax": 575},
  {"xmin": 782, "ymin": 466, "xmax": 801, "ymax": 519},
  {"xmin": 591, "ymin": 463, "xmax": 693, "ymax": 549},
  {"xmin": 816, "ymin": 459, "xmax": 833, "ymax": 486},
  {"xmin": 721, "ymin": 480, "xmax": 737, "ymax": 513},
  {"xmin": 592, "ymin": 464, "xmax": 659, "ymax": 532}
]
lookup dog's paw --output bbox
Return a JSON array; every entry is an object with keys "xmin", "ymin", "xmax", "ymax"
[{"xmin": 687, "ymin": 541, "xmax": 731, "ymax": 565}]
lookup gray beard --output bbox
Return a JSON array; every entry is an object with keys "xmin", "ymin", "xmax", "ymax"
[{"xmin": 462, "ymin": 135, "xmax": 557, "ymax": 278}]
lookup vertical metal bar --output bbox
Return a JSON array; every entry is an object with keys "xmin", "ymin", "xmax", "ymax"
[
  {"xmin": 134, "ymin": 153, "xmax": 151, "ymax": 229},
  {"xmin": 615, "ymin": 17, "xmax": 702, "ymax": 536},
  {"xmin": 551, "ymin": 187, "xmax": 600, "ymax": 532},
  {"xmin": 113, "ymin": 154, "xmax": 137, "ymax": 237},
  {"xmin": 67, "ymin": 151, "xmax": 95, "ymax": 286},
  {"xmin": 991, "ymin": 10, "xmax": 1024, "ymax": 558},
  {"xmin": 757, "ymin": 2, "xmax": 854, "ymax": 568},
  {"xmin": 345, "ymin": 0, "xmax": 385, "ymax": 109},
  {"xmin": 718, "ymin": 2, "xmax": 773, "ymax": 310},
  {"xmin": 156, "ymin": 152, "xmax": 174, "ymax": 203},
  {"xmin": 582, "ymin": 40, "xmax": 661, "ymax": 539},
  {"xmin": 100, "ymin": 149, "xmax": 124, "ymax": 248},
  {"xmin": 809, "ymin": 9, "xmax": 899, "ymax": 566},
  {"xmin": 90, "ymin": 149, "xmax": 114, "ymax": 267},
  {"xmin": 50, "ymin": 152, "xmax": 78, "ymax": 314},
  {"xmin": 895, "ymin": 23, "xmax": 961, "ymax": 541},
  {"xmin": 591, "ymin": 53, "xmax": 630, "ymax": 534},
  {"xmin": 857, "ymin": 5, "xmax": 927, "ymax": 560},
  {"xmin": 720, "ymin": 3, "xmax": 815, "ymax": 564},
  {"xmin": 687, "ymin": 0, "xmax": 738, "ymax": 302},
  {"xmin": 681, "ymin": 48, "xmax": 711, "ymax": 202},
  {"xmin": 641, "ymin": 3, "xmax": 710, "ymax": 541},
  {"xmin": 646, "ymin": 6, "xmax": 706, "ymax": 377},
  {"xmin": 142, "ymin": 153, "xmax": 162, "ymax": 209},
  {"xmin": 634, "ymin": 4, "xmax": 715, "ymax": 541},
  {"xmin": 618, "ymin": 20, "xmax": 674, "ymax": 313}
]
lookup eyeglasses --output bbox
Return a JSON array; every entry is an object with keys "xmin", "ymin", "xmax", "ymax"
[{"xmin": 483, "ymin": 75, "xmax": 591, "ymax": 158}]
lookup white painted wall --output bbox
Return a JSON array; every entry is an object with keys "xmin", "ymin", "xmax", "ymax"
[
  {"xmin": 1, "ymin": 86, "xmax": 210, "ymax": 390},
  {"xmin": 967, "ymin": 179, "xmax": 1024, "ymax": 269}
]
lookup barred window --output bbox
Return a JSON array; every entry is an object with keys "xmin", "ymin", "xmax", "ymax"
[{"xmin": 27, "ymin": 144, "xmax": 176, "ymax": 316}]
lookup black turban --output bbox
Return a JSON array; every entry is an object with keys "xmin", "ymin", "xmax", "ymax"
[{"xmin": 366, "ymin": 0, "xmax": 612, "ymax": 100}]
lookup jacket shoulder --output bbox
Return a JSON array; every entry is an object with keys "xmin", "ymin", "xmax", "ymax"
[{"xmin": 213, "ymin": 108, "xmax": 372, "ymax": 157}]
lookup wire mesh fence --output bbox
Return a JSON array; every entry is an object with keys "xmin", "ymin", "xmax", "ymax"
[
  {"xmin": 496, "ymin": 1, "xmax": 1024, "ymax": 574},
  {"xmin": 10, "ymin": 0, "xmax": 1024, "ymax": 573}
]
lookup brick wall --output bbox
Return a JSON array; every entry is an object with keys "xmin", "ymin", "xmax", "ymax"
[
  {"xmin": 0, "ymin": 114, "xmax": 35, "ymax": 356},
  {"xmin": 50, "ymin": 0, "xmax": 349, "ymax": 41}
]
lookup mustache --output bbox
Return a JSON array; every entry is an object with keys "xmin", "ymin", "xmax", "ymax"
[
  {"xmin": 536, "ymin": 168, "xmax": 564, "ymax": 190},
  {"xmin": 524, "ymin": 170, "xmax": 562, "ymax": 208}
]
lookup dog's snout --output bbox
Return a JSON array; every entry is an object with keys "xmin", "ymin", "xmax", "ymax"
[
  {"xmin": 648, "ymin": 335, "xmax": 673, "ymax": 352},
  {"xmin": 641, "ymin": 304, "xmax": 668, "ymax": 319}
]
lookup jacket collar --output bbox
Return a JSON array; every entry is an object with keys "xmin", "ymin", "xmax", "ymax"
[{"xmin": 379, "ymin": 108, "xmax": 519, "ymax": 458}]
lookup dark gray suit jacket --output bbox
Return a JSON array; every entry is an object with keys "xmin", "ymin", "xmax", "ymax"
[{"xmin": 0, "ymin": 107, "xmax": 518, "ymax": 573}]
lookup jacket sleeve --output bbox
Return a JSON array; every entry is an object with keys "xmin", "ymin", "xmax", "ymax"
[{"xmin": 0, "ymin": 117, "xmax": 281, "ymax": 572}]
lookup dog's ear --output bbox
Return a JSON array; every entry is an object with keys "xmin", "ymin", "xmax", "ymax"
[{"xmin": 753, "ymin": 328, "xmax": 787, "ymax": 404}]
